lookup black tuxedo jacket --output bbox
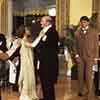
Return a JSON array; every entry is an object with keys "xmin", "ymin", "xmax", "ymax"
[
  {"xmin": 36, "ymin": 27, "xmax": 59, "ymax": 84},
  {"xmin": 0, "ymin": 34, "xmax": 7, "ymax": 52}
]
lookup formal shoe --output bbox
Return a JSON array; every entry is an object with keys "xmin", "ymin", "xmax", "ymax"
[{"xmin": 78, "ymin": 93, "xmax": 83, "ymax": 96}]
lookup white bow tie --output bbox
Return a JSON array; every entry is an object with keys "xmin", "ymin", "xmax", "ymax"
[
  {"xmin": 82, "ymin": 30, "xmax": 87, "ymax": 34},
  {"xmin": 81, "ymin": 26, "xmax": 88, "ymax": 34},
  {"xmin": 0, "ymin": 41, "xmax": 3, "ymax": 46}
]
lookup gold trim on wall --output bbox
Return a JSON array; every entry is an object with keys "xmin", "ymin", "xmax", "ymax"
[{"xmin": 13, "ymin": 9, "xmax": 48, "ymax": 16}]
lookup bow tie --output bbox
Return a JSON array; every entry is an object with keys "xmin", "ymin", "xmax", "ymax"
[
  {"xmin": 82, "ymin": 29, "xmax": 87, "ymax": 34},
  {"xmin": 0, "ymin": 41, "xmax": 3, "ymax": 46},
  {"xmin": 81, "ymin": 26, "xmax": 88, "ymax": 34}
]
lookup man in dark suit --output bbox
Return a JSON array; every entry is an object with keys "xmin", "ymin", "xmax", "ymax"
[
  {"xmin": 75, "ymin": 16, "xmax": 99, "ymax": 100},
  {"xmin": 36, "ymin": 16, "xmax": 59, "ymax": 100}
]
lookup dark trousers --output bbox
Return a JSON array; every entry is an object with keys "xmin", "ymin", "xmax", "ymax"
[{"xmin": 40, "ymin": 75, "xmax": 55, "ymax": 100}]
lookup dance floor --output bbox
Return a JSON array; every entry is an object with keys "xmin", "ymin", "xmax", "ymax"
[{"xmin": 1, "ymin": 75, "xmax": 99, "ymax": 100}]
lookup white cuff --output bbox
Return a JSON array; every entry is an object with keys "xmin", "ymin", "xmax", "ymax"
[
  {"xmin": 31, "ymin": 36, "xmax": 41, "ymax": 47},
  {"xmin": 0, "ymin": 50, "xmax": 3, "ymax": 53},
  {"xmin": 75, "ymin": 54, "xmax": 79, "ymax": 58},
  {"xmin": 94, "ymin": 58, "xmax": 98, "ymax": 61},
  {"xmin": 6, "ymin": 43, "xmax": 19, "ymax": 57},
  {"xmin": 6, "ymin": 47, "xmax": 16, "ymax": 57}
]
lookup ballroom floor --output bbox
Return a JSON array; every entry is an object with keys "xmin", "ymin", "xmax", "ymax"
[{"xmin": 1, "ymin": 75, "xmax": 100, "ymax": 100}]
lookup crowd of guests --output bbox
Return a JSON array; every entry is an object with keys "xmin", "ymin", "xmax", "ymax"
[{"xmin": 0, "ymin": 15, "xmax": 99, "ymax": 100}]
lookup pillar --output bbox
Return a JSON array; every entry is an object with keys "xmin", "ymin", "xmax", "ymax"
[
  {"xmin": 8, "ymin": 0, "xmax": 13, "ymax": 37},
  {"xmin": 0, "ymin": 0, "xmax": 3, "ymax": 32},
  {"xmin": 0, "ymin": 0, "xmax": 12, "ymax": 38},
  {"xmin": 1, "ymin": 0, "xmax": 8, "ymax": 34},
  {"xmin": 92, "ymin": 0, "xmax": 100, "ymax": 31},
  {"xmin": 56, "ymin": 0, "xmax": 70, "ymax": 37}
]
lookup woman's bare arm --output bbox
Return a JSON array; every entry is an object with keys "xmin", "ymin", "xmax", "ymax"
[{"xmin": 24, "ymin": 35, "xmax": 42, "ymax": 48}]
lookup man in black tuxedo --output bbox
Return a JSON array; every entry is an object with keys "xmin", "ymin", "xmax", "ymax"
[{"xmin": 36, "ymin": 16, "xmax": 59, "ymax": 100}]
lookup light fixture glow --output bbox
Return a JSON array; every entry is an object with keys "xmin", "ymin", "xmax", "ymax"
[{"xmin": 48, "ymin": 8, "xmax": 56, "ymax": 16}]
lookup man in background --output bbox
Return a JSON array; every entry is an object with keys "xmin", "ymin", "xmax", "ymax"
[{"xmin": 75, "ymin": 16, "xmax": 99, "ymax": 100}]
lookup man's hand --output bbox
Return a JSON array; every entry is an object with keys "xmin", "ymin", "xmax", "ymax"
[
  {"xmin": 94, "ymin": 58, "xmax": 98, "ymax": 64},
  {"xmin": 75, "ymin": 54, "xmax": 81, "ymax": 63},
  {"xmin": 0, "ymin": 52, "xmax": 9, "ymax": 60}
]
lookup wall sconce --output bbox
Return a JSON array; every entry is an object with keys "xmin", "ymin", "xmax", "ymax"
[{"xmin": 48, "ymin": 8, "xmax": 56, "ymax": 16}]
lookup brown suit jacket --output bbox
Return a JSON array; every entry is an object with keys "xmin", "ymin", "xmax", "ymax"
[{"xmin": 75, "ymin": 26, "xmax": 99, "ymax": 63}]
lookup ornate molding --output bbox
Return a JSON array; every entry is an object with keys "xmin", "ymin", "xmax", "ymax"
[{"xmin": 13, "ymin": 9, "xmax": 48, "ymax": 16}]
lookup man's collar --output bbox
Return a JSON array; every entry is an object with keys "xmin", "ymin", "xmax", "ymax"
[
  {"xmin": 42, "ymin": 25, "xmax": 52, "ymax": 33},
  {"xmin": 44, "ymin": 25, "xmax": 52, "ymax": 30},
  {"xmin": 81, "ymin": 26, "xmax": 89, "ymax": 31},
  {"xmin": 81, "ymin": 26, "xmax": 89, "ymax": 34}
]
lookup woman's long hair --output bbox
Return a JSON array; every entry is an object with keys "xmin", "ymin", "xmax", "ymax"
[
  {"xmin": 17, "ymin": 24, "xmax": 25, "ymax": 38},
  {"xmin": 17, "ymin": 25, "xmax": 32, "ymax": 38}
]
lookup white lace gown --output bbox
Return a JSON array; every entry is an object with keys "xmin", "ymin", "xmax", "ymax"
[{"xmin": 18, "ymin": 37, "xmax": 38, "ymax": 100}]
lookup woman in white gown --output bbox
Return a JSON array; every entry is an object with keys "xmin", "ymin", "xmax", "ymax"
[{"xmin": 18, "ymin": 26, "xmax": 43, "ymax": 100}]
